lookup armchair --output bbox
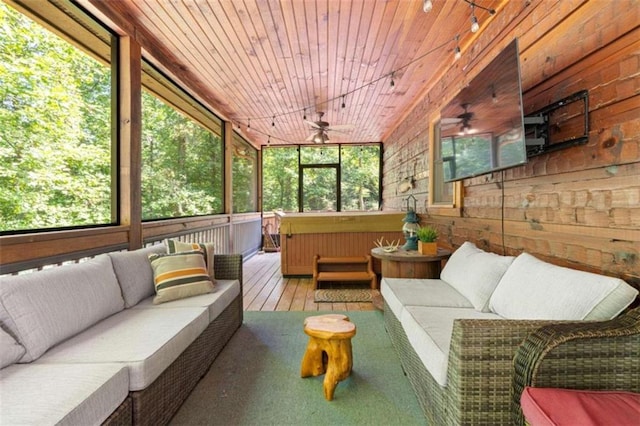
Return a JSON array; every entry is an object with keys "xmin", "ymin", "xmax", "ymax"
[{"xmin": 511, "ymin": 306, "xmax": 640, "ymax": 425}]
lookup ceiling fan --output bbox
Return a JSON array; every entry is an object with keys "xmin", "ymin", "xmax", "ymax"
[
  {"xmin": 304, "ymin": 112, "xmax": 354, "ymax": 143},
  {"xmin": 441, "ymin": 103, "xmax": 475, "ymax": 134}
]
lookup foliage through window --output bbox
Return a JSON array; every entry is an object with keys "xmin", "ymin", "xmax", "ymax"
[
  {"xmin": 0, "ymin": 2, "xmax": 113, "ymax": 233},
  {"xmin": 232, "ymin": 133, "xmax": 257, "ymax": 213},
  {"xmin": 141, "ymin": 90, "xmax": 224, "ymax": 220},
  {"xmin": 262, "ymin": 144, "xmax": 381, "ymax": 213}
]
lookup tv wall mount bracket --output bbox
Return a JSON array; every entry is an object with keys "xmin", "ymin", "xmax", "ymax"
[{"xmin": 524, "ymin": 89, "xmax": 589, "ymax": 157}]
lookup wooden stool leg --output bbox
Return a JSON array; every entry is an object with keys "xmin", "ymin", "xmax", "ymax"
[
  {"xmin": 322, "ymin": 339, "xmax": 353, "ymax": 401},
  {"xmin": 300, "ymin": 336, "xmax": 326, "ymax": 377}
]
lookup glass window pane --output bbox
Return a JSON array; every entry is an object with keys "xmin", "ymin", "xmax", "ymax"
[
  {"xmin": 232, "ymin": 133, "xmax": 257, "ymax": 213},
  {"xmin": 141, "ymin": 90, "xmax": 223, "ymax": 220},
  {"xmin": 300, "ymin": 145, "xmax": 339, "ymax": 164},
  {"xmin": 302, "ymin": 167, "xmax": 337, "ymax": 212},
  {"xmin": 0, "ymin": 3, "xmax": 112, "ymax": 232},
  {"xmin": 432, "ymin": 123, "xmax": 454, "ymax": 204},
  {"xmin": 340, "ymin": 145, "xmax": 381, "ymax": 211},
  {"xmin": 262, "ymin": 146, "xmax": 299, "ymax": 212}
]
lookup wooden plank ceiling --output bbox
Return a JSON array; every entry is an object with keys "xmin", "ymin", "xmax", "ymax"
[{"xmin": 82, "ymin": 0, "xmax": 502, "ymax": 147}]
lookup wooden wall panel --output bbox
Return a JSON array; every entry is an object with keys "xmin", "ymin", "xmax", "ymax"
[{"xmin": 382, "ymin": 0, "xmax": 640, "ymax": 288}]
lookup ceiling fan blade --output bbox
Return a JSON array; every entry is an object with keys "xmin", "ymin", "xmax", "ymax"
[
  {"xmin": 304, "ymin": 120, "xmax": 322, "ymax": 129},
  {"xmin": 305, "ymin": 132, "xmax": 317, "ymax": 141},
  {"xmin": 441, "ymin": 117, "xmax": 462, "ymax": 125},
  {"xmin": 326, "ymin": 124, "xmax": 355, "ymax": 132}
]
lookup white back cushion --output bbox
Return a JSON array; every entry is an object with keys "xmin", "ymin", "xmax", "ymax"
[
  {"xmin": 440, "ymin": 242, "xmax": 515, "ymax": 312},
  {"xmin": 109, "ymin": 244, "xmax": 165, "ymax": 307},
  {"xmin": 0, "ymin": 255, "xmax": 125, "ymax": 362},
  {"xmin": 489, "ymin": 253, "xmax": 638, "ymax": 320},
  {"xmin": 0, "ymin": 327, "xmax": 25, "ymax": 369}
]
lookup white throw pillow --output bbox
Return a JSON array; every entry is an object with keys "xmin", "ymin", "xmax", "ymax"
[
  {"xmin": 0, "ymin": 327, "xmax": 25, "ymax": 369},
  {"xmin": 440, "ymin": 242, "xmax": 515, "ymax": 312},
  {"xmin": 489, "ymin": 253, "xmax": 638, "ymax": 320}
]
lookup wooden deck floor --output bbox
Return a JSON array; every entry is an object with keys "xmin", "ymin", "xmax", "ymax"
[{"xmin": 242, "ymin": 252, "xmax": 377, "ymax": 312}]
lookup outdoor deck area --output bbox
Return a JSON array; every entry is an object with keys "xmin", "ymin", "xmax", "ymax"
[{"xmin": 242, "ymin": 252, "xmax": 377, "ymax": 312}]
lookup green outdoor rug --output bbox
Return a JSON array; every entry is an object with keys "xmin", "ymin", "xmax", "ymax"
[{"xmin": 169, "ymin": 311, "xmax": 425, "ymax": 426}]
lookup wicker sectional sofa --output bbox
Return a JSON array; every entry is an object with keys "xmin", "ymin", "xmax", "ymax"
[
  {"xmin": 381, "ymin": 242, "xmax": 638, "ymax": 425},
  {"xmin": 0, "ymin": 245, "xmax": 243, "ymax": 426}
]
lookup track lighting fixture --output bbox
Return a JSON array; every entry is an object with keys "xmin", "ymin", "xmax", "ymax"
[
  {"xmin": 390, "ymin": 72, "xmax": 395, "ymax": 87},
  {"xmin": 303, "ymin": 108, "xmax": 307, "ymax": 120},
  {"xmin": 341, "ymin": 95, "xmax": 346, "ymax": 109},
  {"xmin": 454, "ymin": 34, "xmax": 461, "ymax": 60},
  {"xmin": 423, "ymin": 0, "xmax": 433, "ymax": 13},
  {"xmin": 247, "ymin": 118, "xmax": 250, "ymax": 129},
  {"xmin": 272, "ymin": 115, "xmax": 275, "ymax": 127}
]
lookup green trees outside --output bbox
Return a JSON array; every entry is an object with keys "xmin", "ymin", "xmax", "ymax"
[
  {"xmin": 1, "ymin": 3, "xmax": 229, "ymax": 231},
  {"xmin": 340, "ymin": 145, "xmax": 380, "ymax": 211},
  {"xmin": 262, "ymin": 144, "xmax": 381, "ymax": 213},
  {"xmin": 0, "ymin": 2, "xmax": 112, "ymax": 232},
  {"xmin": 141, "ymin": 91, "xmax": 224, "ymax": 220},
  {"xmin": 232, "ymin": 136, "xmax": 258, "ymax": 213}
]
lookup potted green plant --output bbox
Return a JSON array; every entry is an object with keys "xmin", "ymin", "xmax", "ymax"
[{"xmin": 416, "ymin": 226, "xmax": 438, "ymax": 255}]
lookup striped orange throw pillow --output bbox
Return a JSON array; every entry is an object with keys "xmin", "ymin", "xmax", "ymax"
[{"xmin": 148, "ymin": 250, "xmax": 214, "ymax": 304}]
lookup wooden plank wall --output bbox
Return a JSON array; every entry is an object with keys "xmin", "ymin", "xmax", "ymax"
[{"xmin": 383, "ymin": 0, "xmax": 640, "ymax": 287}]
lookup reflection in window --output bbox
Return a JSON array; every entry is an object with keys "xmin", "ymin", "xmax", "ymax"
[{"xmin": 141, "ymin": 91, "xmax": 223, "ymax": 219}]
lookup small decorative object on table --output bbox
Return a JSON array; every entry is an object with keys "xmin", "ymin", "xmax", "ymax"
[
  {"xmin": 417, "ymin": 226, "xmax": 438, "ymax": 255},
  {"xmin": 401, "ymin": 195, "xmax": 420, "ymax": 251}
]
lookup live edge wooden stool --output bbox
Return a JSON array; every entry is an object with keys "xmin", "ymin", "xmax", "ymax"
[{"xmin": 300, "ymin": 314, "xmax": 356, "ymax": 401}]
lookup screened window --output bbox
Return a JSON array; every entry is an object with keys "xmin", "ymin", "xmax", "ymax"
[
  {"xmin": 262, "ymin": 144, "xmax": 381, "ymax": 213},
  {"xmin": 429, "ymin": 119, "xmax": 462, "ymax": 215},
  {"xmin": 0, "ymin": 2, "xmax": 113, "ymax": 233},
  {"xmin": 232, "ymin": 133, "xmax": 258, "ymax": 213},
  {"xmin": 141, "ymin": 90, "xmax": 223, "ymax": 220},
  {"xmin": 341, "ymin": 145, "xmax": 381, "ymax": 211},
  {"xmin": 262, "ymin": 146, "xmax": 299, "ymax": 212}
]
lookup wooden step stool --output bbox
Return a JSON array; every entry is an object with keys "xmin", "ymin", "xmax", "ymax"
[
  {"xmin": 300, "ymin": 314, "xmax": 357, "ymax": 401},
  {"xmin": 312, "ymin": 255, "xmax": 377, "ymax": 290}
]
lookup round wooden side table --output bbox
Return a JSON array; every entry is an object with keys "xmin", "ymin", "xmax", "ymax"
[{"xmin": 371, "ymin": 247, "xmax": 451, "ymax": 279}]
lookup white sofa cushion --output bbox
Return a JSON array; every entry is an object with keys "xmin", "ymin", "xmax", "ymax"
[
  {"xmin": 108, "ymin": 244, "xmax": 165, "ymax": 307},
  {"xmin": 0, "ymin": 363, "xmax": 128, "ymax": 426},
  {"xmin": 0, "ymin": 327, "xmax": 25, "ymax": 369},
  {"xmin": 381, "ymin": 278, "xmax": 472, "ymax": 319},
  {"xmin": 489, "ymin": 253, "xmax": 638, "ymax": 320},
  {"xmin": 0, "ymin": 255, "xmax": 125, "ymax": 362},
  {"xmin": 400, "ymin": 306, "xmax": 502, "ymax": 386},
  {"xmin": 133, "ymin": 279, "xmax": 240, "ymax": 323},
  {"xmin": 37, "ymin": 307, "xmax": 208, "ymax": 391},
  {"xmin": 440, "ymin": 242, "xmax": 515, "ymax": 312}
]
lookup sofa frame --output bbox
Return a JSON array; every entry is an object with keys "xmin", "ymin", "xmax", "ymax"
[{"xmin": 103, "ymin": 253, "xmax": 243, "ymax": 426}]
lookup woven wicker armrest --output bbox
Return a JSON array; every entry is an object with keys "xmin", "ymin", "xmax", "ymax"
[
  {"xmin": 446, "ymin": 318, "xmax": 557, "ymax": 423},
  {"xmin": 511, "ymin": 307, "xmax": 640, "ymax": 425},
  {"xmin": 213, "ymin": 254, "xmax": 243, "ymax": 288}
]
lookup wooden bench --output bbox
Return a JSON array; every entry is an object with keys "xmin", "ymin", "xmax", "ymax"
[{"xmin": 312, "ymin": 255, "xmax": 377, "ymax": 290}]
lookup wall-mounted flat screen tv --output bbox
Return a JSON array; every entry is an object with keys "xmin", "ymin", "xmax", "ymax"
[{"xmin": 439, "ymin": 39, "xmax": 526, "ymax": 182}]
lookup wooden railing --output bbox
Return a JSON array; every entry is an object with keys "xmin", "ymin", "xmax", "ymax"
[{"xmin": 0, "ymin": 212, "xmax": 262, "ymax": 275}]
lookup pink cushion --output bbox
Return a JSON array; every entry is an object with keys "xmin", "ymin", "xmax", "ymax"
[{"xmin": 521, "ymin": 387, "xmax": 640, "ymax": 426}]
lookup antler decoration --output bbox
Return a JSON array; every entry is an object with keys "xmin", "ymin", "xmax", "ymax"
[{"xmin": 374, "ymin": 237, "xmax": 400, "ymax": 252}]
